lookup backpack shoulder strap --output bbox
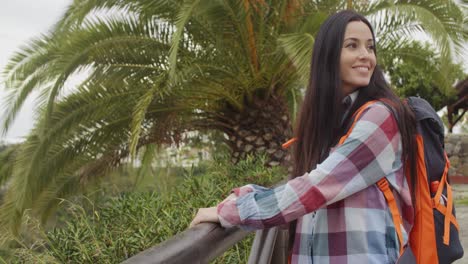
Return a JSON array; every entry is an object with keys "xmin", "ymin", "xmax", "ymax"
[
  {"xmin": 377, "ymin": 178, "xmax": 405, "ymax": 255},
  {"xmin": 337, "ymin": 100, "xmax": 378, "ymax": 145}
]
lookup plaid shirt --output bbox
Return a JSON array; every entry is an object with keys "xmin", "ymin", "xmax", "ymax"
[{"xmin": 217, "ymin": 102, "xmax": 414, "ymax": 264}]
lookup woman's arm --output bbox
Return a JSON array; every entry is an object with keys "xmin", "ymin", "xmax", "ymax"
[{"xmin": 217, "ymin": 103, "xmax": 402, "ymax": 230}]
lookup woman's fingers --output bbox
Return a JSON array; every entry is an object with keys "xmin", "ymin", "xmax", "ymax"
[
  {"xmin": 190, "ymin": 209, "xmax": 204, "ymax": 228},
  {"xmin": 189, "ymin": 194, "xmax": 237, "ymax": 228},
  {"xmin": 189, "ymin": 209, "xmax": 204, "ymax": 227},
  {"xmin": 189, "ymin": 207, "xmax": 219, "ymax": 228}
]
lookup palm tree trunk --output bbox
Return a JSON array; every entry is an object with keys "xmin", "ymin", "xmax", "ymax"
[{"xmin": 222, "ymin": 95, "xmax": 293, "ymax": 167}]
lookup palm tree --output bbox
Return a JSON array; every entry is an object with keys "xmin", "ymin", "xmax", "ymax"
[{"xmin": 0, "ymin": 0, "xmax": 466, "ymax": 233}]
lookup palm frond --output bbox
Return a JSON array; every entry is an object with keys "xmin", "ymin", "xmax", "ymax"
[
  {"xmin": 169, "ymin": 0, "xmax": 201, "ymax": 78},
  {"xmin": 130, "ymin": 74, "xmax": 169, "ymax": 159},
  {"xmin": 277, "ymin": 33, "xmax": 315, "ymax": 84},
  {"xmin": 133, "ymin": 143, "xmax": 158, "ymax": 188},
  {"xmin": 0, "ymin": 145, "xmax": 18, "ymax": 186},
  {"xmin": 368, "ymin": 0, "xmax": 466, "ymax": 62}
]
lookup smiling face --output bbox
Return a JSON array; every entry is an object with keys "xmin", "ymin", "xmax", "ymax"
[{"xmin": 340, "ymin": 21, "xmax": 376, "ymax": 95}]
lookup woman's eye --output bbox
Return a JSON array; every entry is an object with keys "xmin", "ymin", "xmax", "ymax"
[
  {"xmin": 368, "ymin": 45, "xmax": 375, "ymax": 50},
  {"xmin": 346, "ymin": 43, "xmax": 357, "ymax": 48}
]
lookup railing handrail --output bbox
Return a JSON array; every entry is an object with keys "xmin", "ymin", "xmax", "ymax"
[{"xmin": 121, "ymin": 222, "xmax": 250, "ymax": 264}]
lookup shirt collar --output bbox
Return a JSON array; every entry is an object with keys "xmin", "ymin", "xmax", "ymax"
[
  {"xmin": 345, "ymin": 90, "xmax": 359, "ymax": 105},
  {"xmin": 341, "ymin": 90, "xmax": 359, "ymax": 124}
]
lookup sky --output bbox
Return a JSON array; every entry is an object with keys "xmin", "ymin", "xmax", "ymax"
[
  {"xmin": 0, "ymin": 1, "xmax": 467, "ymax": 142},
  {"xmin": 0, "ymin": 0, "xmax": 72, "ymax": 142}
]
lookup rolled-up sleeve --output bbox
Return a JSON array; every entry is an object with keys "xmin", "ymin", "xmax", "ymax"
[{"xmin": 217, "ymin": 103, "xmax": 401, "ymax": 230}]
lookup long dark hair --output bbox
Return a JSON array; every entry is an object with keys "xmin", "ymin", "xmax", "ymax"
[{"xmin": 289, "ymin": 10, "xmax": 416, "ymax": 249}]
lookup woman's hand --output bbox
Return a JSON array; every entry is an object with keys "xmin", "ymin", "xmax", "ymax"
[
  {"xmin": 189, "ymin": 207, "xmax": 219, "ymax": 228},
  {"xmin": 189, "ymin": 193, "xmax": 237, "ymax": 228}
]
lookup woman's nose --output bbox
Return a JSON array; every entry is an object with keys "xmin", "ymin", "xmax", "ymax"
[{"xmin": 357, "ymin": 47, "xmax": 371, "ymax": 59}]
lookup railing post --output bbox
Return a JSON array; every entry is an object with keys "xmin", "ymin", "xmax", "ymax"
[{"xmin": 247, "ymin": 227, "xmax": 288, "ymax": 264}]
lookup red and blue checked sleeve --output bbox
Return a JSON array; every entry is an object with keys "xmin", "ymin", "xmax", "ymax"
[{"xmin": 217, "ymin": 103, "xmax": 401, "ymax": 230}]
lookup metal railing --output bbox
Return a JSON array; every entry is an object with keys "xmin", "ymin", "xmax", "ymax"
[{"xmin": 121, "ymin": 222, "xmax": 250, "ymax": 264}]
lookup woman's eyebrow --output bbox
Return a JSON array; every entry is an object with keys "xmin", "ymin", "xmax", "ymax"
[{"xmin": 343, "ymin": 37, "xmax": 374, "ymax": 42}]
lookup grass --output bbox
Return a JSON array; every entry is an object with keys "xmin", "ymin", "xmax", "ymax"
[{"xmin": 0, "ymin": 154, "xmax": 286, "ymax": 264}]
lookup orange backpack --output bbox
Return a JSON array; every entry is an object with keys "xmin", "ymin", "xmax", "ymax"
[{"xmin": 283, "ymin": 97, "xmax": 464, "ymax": 263}]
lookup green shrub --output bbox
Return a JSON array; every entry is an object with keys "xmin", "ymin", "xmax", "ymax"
[{"xmin": 2, "ymin": 155, "xmax": 286, "ymax": 263}]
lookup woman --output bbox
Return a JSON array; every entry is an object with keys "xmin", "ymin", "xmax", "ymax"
[{"xmin": 190, "ymin": 10, "xmax": 416, "ymax": 264}]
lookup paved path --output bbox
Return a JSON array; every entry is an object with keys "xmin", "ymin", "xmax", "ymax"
[
  {"xmin": 456, "ymin": 206, "xmax": 468, "ymax": 264},
  {"xmin": 454, "ymin": 185, "xmax": 468, "ymax": 264}
]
